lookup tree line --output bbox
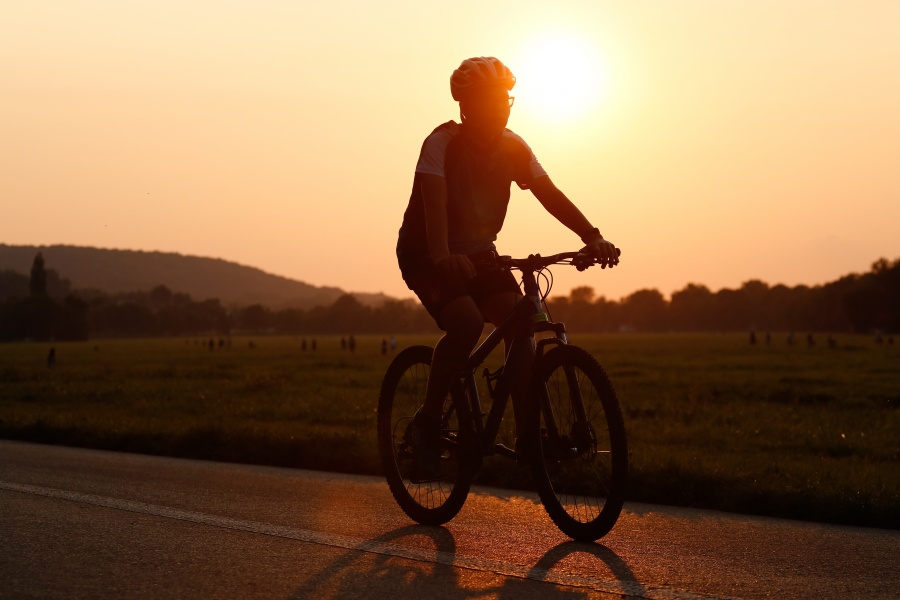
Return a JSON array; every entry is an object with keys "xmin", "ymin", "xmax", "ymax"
[
  {"xmin": 1, "ymin": 253, "xmax": 897, "ymax": 341},
  {"xmin": 546, "ymin": 257, "xmax": 900, "ymax": 334}
]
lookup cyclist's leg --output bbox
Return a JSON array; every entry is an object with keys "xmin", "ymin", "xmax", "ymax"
[
  {"xmin": 399, "ymin": 262, "xmax": 483, "ymax": 474},
  {"xmin": 408, "ymin": 296, "xmax": 482, "ymax": 476},
  {"xmin": 420, "ymin": 296, "xmax": 484, "ymax": 421},
  {"xmin": 479, "ymin": 291, "xmax": 537, "ymax": 438},
  {"xmin": 400, "ymin": 264, "xmax": 484, "ymax": 423}
]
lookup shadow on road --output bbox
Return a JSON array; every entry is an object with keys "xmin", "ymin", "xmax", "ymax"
[
  {"xmin": 288, "ymin": 525, "xmax": 641, "ymax": 599},
  {"xmin": 288, "ymin": 525, "xmax": 464, "ymax": 599},
  {"xmin": 526, "ymin": 540, "xmax": 646, "ymax": 597}
]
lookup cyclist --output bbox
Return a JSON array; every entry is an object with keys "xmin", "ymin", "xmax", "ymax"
[{"xmin": 396, "ymin": 56, "xmax": 620, "ymax": 476}]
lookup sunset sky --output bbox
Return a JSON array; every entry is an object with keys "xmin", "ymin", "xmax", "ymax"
[{"xmin": 3, "ymin": 1, "xmax": 898, "ymax": 302}]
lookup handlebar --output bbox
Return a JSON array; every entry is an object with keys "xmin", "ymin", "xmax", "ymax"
[{"xmin": 497, "ymin": 249, "xmax": 620, "ymax": 273}]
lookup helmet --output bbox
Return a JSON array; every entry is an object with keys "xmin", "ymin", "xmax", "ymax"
[{"xmin": 450, "ymin": 57, "xmax": 516, "ymax": 101}]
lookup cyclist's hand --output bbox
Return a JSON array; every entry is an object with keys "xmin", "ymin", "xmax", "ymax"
[
  {"xmin": 583, "ymin": 239, "xmax": 621, "ymax": 269},
  {"xmin": 435, "ymin": 254, "xmax": 477, "ymax": 281}
]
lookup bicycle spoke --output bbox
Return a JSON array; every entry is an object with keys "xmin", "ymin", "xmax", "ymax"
[
  {"xmin": 378, "ymin": 346, "xmax": 473, "ymax": 526},
  {"xmin": 532, "ymin": 345, "xmax": 627, "ymax": 541}
]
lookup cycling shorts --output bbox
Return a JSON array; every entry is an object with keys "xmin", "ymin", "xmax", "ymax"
[{"xmin": 400, "ymin": 250, "xmax": 520, "ymax": 330}]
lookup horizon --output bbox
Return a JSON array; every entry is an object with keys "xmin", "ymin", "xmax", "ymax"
[
  {"xmin": 3, "ymin": 1, "xmax": 899, "ymax": 303},
  {"xmin": 3, "ymin": 241, "xmax": 894, "ymax": 303}
]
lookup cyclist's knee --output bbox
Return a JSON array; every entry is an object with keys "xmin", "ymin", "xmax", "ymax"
[
  {"xmin": 445, "ymin": 317, "xmax": 483, "ymax": 351},
  {"xmin": 440, "ymin": 297, "xmax": 484, "ymax": 349},
  {"xmin": 480, "ymin": 291, "xmax": 521, "ymax": 326}
]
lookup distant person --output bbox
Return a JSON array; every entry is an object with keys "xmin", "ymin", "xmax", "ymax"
[
  {"xmin": 208, "ymin": 338, "xmax": 214, "ymax": 351},
  {"xmin": 381, "ymin": 338, "xmax": 388, "ymax": 355},
  {"xmin": 218, "ymin": 338, "xmax": 225, "ymax": 348},
  {"xmin": 47, "ymin": 347, "xmax": 56, "ymax": 368},
  {"xmin": 390, "ymin": 335, "xmax": 397, "ymax": 352},
  {"xmin": 348, "ymin": 335, "xmax": 356, "ymax": 353},
  {"xmin": 827, "ymin": 334, "xmax": 837, "ymax": 349},
  {"xmin": 311, "ymin": 338, "xmax": 317, "ymax": 351},
  {"xmin": 807, "ymin": 333, "xmax": 815, "ymax": 347},
  {"xmin": 301, "ymin": 339, "xmax": 307, "ymax": 351},
  {"xmin": 341, "ymin": 337, "xmax": 347, "ymax": 351},
  {"xmin": 749, "ymin": 331, "xmax": 757, "ymax": 345},
  {"xmin": 394, "ymin": 56, "xmax": 620, "ymax": 477},
  {"xmin": 787, "ymin": 332, "xmax": 794, "ymax": 346}
]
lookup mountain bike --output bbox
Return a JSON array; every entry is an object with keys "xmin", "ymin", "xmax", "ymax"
[{"xmin": 377, "ymin": 250, "xmax": 628, "ymax": 542}]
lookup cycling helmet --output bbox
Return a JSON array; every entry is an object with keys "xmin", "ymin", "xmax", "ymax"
[{"xmin": 450, "ymin": 57, "xmax": 516, "ymax": 101}]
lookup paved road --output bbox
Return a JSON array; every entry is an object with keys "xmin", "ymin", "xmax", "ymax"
[{"xmin": 1, "ymin": 440, "xmax": 897, "ymax": 599}]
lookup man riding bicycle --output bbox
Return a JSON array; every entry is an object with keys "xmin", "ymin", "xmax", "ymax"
[{"xmin": 396, "ymin": 56, "xmax": 620, "ymax": 477}]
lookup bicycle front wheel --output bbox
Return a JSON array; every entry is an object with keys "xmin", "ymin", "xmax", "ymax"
[
  {"xmin": 377, "ymin": 345, "xmax": 474, "ymax": 526},
  {"xmin": 530, "ymin": 344, "xmax": 628, "ymax": 541}
]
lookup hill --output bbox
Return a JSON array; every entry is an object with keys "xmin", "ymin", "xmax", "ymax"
[{"xmin": 0, "ymin": 244, "xmax": 392, "ymax": 309}]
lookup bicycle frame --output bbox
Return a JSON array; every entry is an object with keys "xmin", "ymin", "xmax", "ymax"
[
  {"xmin": 380, "ymin": 248, "xmax": 624, "ymax": 539},
  {"xmin": 457, "ymin": 266, "xmax": 571, "ymax": 459}
]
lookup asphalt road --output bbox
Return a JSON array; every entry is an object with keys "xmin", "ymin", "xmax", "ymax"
[{"xmin": 1, "ymin": 440, "xmax": 897, "ymax": 599}]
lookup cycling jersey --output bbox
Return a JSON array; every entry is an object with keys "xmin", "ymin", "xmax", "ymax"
[{"xmin": 396, "ymin": 121, "xmax": 548, "ymax": 272}]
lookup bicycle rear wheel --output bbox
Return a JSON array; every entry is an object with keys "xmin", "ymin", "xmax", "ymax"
[
  {"xmin": 530, "ymin": 344, "xmax": 628, "ymax": 541},
  {"xmin": 377, "ymin": 345, "xmax": 475, "ymax": 525}
]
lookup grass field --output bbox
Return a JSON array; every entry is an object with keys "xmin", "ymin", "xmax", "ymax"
[{"xmin": 1, "ymin": 333, "xmax": 897, "ymax": 528}]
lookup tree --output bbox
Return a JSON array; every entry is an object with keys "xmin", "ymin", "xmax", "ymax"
[
  {"xmin": 565, "ymin": 286, "xmax": 605, "ymax": 332},
  {"xmin": 670, "ymin": 284, "xmax": 715, "ymax": 331},
  {"xmin": 733, "ymin": 279, "xmax": 770, "ymax": 330},
  {"xmin": 843, "ymin": 258, "xmax": 900, "ymax": 333},
  {"xmin": 236, "ymin": 304, "xmax": 272, "ymax": 332},
  {"xmin": 29, "ymin": 253, "xmax": 47, "ymax": 297},
  {"xmin": 149, "ymin": 285, "xmax": 174, "ymax": 309},
  {"xmin": 569, "ymin": 286, "xmax": 595, "ymax": 304},
  {"xmin": 327, "ymin": 294, "xmax": 372, "ymax": 332},
  {"xmin": 89, "ymin": 302, "xmax": 158, "ymax": 337},
  {"xmin": 620, "ymin": 289, "xmax": 667, "ymax": 331},
  {"xmin": 0, "ymin": 270, "xmax": 29, "ymax": 300}
]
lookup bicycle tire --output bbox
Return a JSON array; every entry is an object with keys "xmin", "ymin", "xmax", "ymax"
[
  {"xmin": 377, "ymin": 345, "xmax": 475, "ymax": 525},
  {"xmin": 529, "ymin": 344, "xmax": 628, "ymax": 541}
]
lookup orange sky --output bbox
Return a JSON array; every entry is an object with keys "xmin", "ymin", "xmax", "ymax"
[{"xmin": 2, "ymin": 1, "xmax": 899, "ymax": 302}]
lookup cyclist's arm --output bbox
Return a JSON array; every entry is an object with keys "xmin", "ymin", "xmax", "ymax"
[
  {"xmin": 530, "ymin": 175, "xmax": 620, "ymax": 266},
  {"xmin": 530, "ymin": 176, "xmax": 594, "ymax": 233},
  {"xmin": 420, "ymin": 173, "xmax": 476, "ymax": 279}
]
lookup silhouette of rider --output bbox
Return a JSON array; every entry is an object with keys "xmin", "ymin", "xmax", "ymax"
[{"xmin": 395, "ymin": 57, "xmax": 620, "ymax": 476}]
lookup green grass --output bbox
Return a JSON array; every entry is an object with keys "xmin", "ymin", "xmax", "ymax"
[{"xmin": 1, "ymin": 333, "xmax": 897, "ymax": 528}]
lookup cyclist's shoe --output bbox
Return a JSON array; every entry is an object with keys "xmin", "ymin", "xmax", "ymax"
[{"xmin": 409, "ymin": 409, "xmax": 443, "ymax": 480}]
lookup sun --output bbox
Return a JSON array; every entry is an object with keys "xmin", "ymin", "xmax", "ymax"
[{"xmin": 511, "ymin": 31, "xmax": 610, "ymax": 123}]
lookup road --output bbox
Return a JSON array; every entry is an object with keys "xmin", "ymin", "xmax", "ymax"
[{"xmin": 1, "ymin": 440, "xmax": 896, "ymax": 599}]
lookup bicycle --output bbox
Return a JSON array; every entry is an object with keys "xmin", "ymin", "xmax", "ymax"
[{"xmin": 377, "ymin": 250, "xmax": 628, "ymax": 541}]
